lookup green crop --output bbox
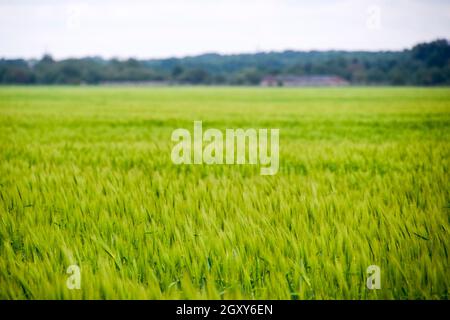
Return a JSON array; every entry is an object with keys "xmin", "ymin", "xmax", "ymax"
[{"xmin": 0, "ymin": 86, "xmax": 449, "ymax": 299}]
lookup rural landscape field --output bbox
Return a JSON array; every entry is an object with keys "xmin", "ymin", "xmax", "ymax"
[{"xmin": 0, "ymin": 86, "xmax": 449, "ymax": 299}]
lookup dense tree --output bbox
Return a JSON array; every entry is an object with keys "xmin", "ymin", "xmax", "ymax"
[{"xmin": 0, "ymin": 39, "xmax": 448, "ymax": 85}]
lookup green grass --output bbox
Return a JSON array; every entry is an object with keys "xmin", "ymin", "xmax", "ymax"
[{"xmin": 0, "ymin": 86, "xmax": 449, "ymax": 299}]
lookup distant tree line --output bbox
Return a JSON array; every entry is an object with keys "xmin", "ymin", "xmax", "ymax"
[{"xmin": 1, "ymin": 39, "xmax": 449, "ymax": 85}]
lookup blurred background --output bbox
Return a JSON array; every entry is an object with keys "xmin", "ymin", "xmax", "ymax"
[{"xmin": 0, "ymin": 0, "xmax": 449, "ymax": 86}]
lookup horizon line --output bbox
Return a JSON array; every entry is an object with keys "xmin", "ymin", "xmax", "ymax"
[{"xmin": 1, "ymin": 38, "xmax": 448, "ymax": 62}]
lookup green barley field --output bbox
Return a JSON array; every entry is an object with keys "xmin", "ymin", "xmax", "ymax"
[{"xmin": 0, "ymin": 86, "xmax": 449, "ymax": 299}]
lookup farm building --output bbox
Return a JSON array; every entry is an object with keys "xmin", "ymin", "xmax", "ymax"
[{"xmin": 260, "ymin": 75, "xmax": 349, "ymax": 87}]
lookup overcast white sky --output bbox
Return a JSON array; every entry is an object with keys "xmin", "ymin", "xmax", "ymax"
[{"xmin": 0, "ymin": 0, "xmax": 449, "ymax": 59}]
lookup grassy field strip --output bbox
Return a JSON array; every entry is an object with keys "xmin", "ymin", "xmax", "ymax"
[{"xmin": 0, "ymin": 87, "xmax": 449, "ymax": 299}]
